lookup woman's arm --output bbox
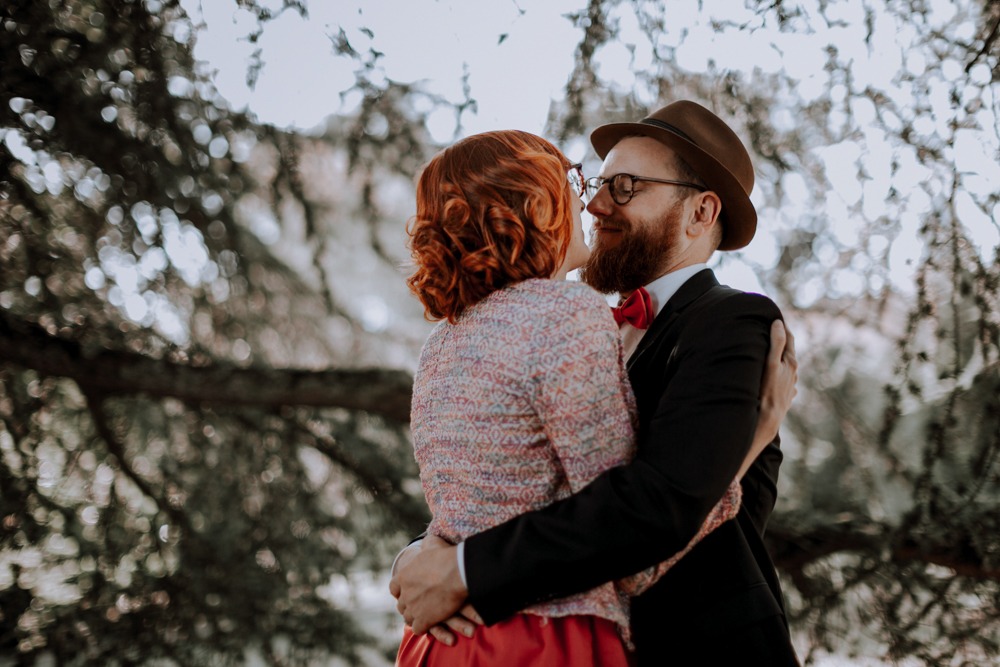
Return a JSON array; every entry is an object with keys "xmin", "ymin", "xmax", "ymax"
[{"xmin": 737, "ymin": 320, "xmax": 797, "ymax": 480}]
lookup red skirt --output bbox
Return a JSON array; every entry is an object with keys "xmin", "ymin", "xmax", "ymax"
[{"xmin": 395, "ymin": 614, "xmax": 632, "ymax": 667}]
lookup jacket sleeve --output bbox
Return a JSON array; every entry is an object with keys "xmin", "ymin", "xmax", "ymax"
[
  {"xmin": 463, "ymin": 292, "xmax": 781, "ymax": 623},
  {"xmin": 616, "ymin": 477, "xmax": 742, "ymax": 596}
]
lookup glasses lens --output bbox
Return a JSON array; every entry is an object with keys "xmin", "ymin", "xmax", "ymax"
[
  {"xmin": 584, "ymin": 177, "xmax": 600, "ymax": 200},
  {"xmin": 610, "ymin": 174, "xmax": 634, "ymax": 205},
  {"xmin": 567, "ymin": 164, "xmax": 584, "ymax": 196}
]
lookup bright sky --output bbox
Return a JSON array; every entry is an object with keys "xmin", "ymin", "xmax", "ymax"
[
  {"xmin": 182, "ymin": 0, "xmax": 582, "ymax": 140},
  {"xmin": 149, "ymin": 0, "xmax": 998, "ymax": 343}
]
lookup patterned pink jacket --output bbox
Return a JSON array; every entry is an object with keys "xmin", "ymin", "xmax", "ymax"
[{"xmin": 411, "ymin": 278, "xmax": 741, "ymax": 636}]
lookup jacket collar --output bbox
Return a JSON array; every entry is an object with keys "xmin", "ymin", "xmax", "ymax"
[
  {"xmin": 658, "ymin": 267, "xmax": 719, "ymax": 318},
  {"xmin": 626, "ymin": 268, "xmax": 719, "ymax": 372}
]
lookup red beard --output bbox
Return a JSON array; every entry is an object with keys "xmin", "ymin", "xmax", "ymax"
[{"xmin": 581, "ymin": 201, "xmax": 684, "ymax": 294}]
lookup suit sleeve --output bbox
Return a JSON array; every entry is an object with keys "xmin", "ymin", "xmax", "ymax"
[
  {"xmin": 463, "ymin": 293, "xmax": 781, "ymax": 623},
  {"xmin": 616, "ymin": 477, "xmax": 741, "ymax": 596}
]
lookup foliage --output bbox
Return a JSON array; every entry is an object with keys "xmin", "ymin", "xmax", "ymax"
[
  {"xmin": 547, "ymin": 0, "xmax": 1000, "ymax": 663},
  {"xmin": 1, "ymin": 0, "xmax": 998, "ymax": 665},
  {"xmin": 0, "ymin": 0, "xmax": 435, "ymax": 664}
]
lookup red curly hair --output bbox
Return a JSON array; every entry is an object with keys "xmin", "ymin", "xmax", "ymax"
[{"xmin": 406, "ymin": 130, "xmax": 575, "ymax": 322}]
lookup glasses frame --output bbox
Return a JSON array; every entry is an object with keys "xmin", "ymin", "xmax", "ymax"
[
  {"xmin": 567, "ymin": 163, "xmax": 586, "ymax": 198},
  {"xmin": 584, "ymin": 173, "xmax": 706, "ymax": 205}
]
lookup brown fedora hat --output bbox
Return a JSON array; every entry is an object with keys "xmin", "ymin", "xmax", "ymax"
[{"xmin": 590, "ymin": 100, "xmax": 756, "ymax": 251}]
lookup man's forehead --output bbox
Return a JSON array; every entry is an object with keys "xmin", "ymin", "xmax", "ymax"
[{"xmin": 600, "ymin": 135, "xmax": 676, "ymax": 173}]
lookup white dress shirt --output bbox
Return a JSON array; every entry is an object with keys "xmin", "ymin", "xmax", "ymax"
[{"xmin": 618, "ymin": 263, "xmax": 707, "ymax": 360}]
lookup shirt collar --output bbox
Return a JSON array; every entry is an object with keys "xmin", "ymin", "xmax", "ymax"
[{"xmin": 640, "ymin": 263, "xmax": 707, "ymax": 318}]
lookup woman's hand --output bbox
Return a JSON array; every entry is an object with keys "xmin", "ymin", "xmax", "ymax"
[
  {"xmin": 426, "ymin": 604, "xmax": 484, "ymax": 646},
  {"xmin": 737, "ymin": 320, "xmax": 798, "ymax": 479}
]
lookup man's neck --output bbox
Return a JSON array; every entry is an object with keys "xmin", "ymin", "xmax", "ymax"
[
  {"xmin": 624, "ymin": 263, "xmax": 707, "ymax": 309},
  {"xmin": 621, "ymin": 259, "xmax": 708, "ymax": 298},
  {"xmin": 655, "ymin": 251, "xmax": 714, "ymax": 281}
]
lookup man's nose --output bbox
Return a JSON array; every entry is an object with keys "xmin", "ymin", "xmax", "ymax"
[{"xmin": 585, "ymin": 187, "xmax": 612, "ymax": 217}]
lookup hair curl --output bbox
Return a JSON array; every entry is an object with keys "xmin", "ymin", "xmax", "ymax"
[{"xmin": 406, "ymin": 130, "xmax": 575, "ymax": 322}]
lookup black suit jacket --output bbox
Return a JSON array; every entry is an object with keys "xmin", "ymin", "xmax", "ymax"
[{"xmin": 463, "ymin": 269, "xmax": 798, "ymax": 663}]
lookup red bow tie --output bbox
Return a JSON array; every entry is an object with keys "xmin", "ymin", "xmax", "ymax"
[{"xmin": 611, "ymin": 287, "xmax": 653, "ymax": 329}]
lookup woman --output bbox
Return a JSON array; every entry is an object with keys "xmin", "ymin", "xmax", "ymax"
[{"xmin": 397, "ymin": 130, "xmax": 788, "ymax": 666}]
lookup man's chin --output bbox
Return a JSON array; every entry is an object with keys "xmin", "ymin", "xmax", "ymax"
[
  {"xmin": 592, "ymin": 230, "xmax": 623, "ymax": 250},
  {"xmin": 580, "ymin": 260, "xmax": 622, "ymax": 294}
]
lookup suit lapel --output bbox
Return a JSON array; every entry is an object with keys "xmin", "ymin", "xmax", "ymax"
[{"xmin": 626, "ymin": 268, "xmax": 720, "ymax": 376}]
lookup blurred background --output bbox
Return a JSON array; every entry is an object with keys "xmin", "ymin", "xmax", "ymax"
[{"xmin": 1, "ymin": 0, "xmax": 998, "ymax": 665}]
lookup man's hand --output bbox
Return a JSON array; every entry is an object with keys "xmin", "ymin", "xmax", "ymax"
[
  {"xmin": 391, "ymin": 540, "xmax": 423, "ymax": 577},
  {"xmin": 738, "ymin": 320, "xmax": 798, "ymax": 479},
  {"xmin": 389, "ymin": 535, "xmax": 470, "ymax": 635}
]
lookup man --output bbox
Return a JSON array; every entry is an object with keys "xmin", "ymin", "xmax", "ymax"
[{"xmin": 392, "ymin": 100, "xmax": 801, "ymax": 665}]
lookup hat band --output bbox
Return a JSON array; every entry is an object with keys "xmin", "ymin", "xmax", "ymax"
[{"xmin": 640, "ymin": 117, "xmax": 697, "ymax": 145}]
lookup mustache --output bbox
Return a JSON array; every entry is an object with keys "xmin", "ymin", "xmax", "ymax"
[{"xmin": 591, "ymin": 216, "xmax": 632, "ymax": 234}]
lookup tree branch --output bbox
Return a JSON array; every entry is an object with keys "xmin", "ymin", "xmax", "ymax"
[
  {"xmin": 965, "ymin": 5, "xmax": 1000, "ymax": 74},
  {"xmin": 296, "ymin": 416, "xmax": 429, "ymax": 531},
  {"xmin": 83, "ymin": 388, "xmax": 191, "ymax": 533},
  {"xmin": 0, "ymin": 310, "xmax": 413, "ymax": 423},
  {"xmin": 768, "ymin": 518, "xmax": 1000, "ymax": 581}
]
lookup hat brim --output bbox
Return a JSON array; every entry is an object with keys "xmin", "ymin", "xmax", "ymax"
[{"xmin": 590, "ymin": 122, "xmax": 757, "ymax": 251}]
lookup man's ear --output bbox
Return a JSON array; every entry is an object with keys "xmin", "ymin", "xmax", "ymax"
[
  {"xmin": 690, "ymin": 191, "xmax": 722, "ymax": 239},
  {"xmin": 696, "ymin": 190, "xmax": 722, "ymax": 224}
]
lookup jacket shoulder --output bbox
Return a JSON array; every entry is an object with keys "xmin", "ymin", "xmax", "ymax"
[{"xmin": 695, "ymin": 284, "xmax": 783, "ymax": 321}]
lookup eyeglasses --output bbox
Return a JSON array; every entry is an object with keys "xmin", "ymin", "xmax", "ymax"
[
  {"xmin": 567, "ymin": 163, "xmax": 585, "ymax": 197},
  {"xmin": 584, "ymin": 173, "xmax": 706, "ymax": 205}
]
